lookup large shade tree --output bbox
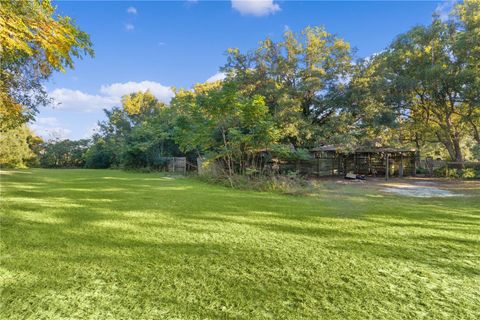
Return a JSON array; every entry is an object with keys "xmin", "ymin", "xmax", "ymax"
[
  {"xmin": 87, "ymin": 91, "xmax": 180, "ymax": 169},
  {"xmin": 351, "ymin": 0, "xmax": 480, "ymax": 162},
  {"xmin": 0, "ymin": 0, "xmax": 93, "ymax": 131},
  {"xmin": 172, "ymin": 81, "xmax": 279, "ymax": 176},
  {"xmin": 222, "ymin": 26, "xmax": 354, "ymax": 147}
]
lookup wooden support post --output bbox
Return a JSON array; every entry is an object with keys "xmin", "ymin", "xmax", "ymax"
[
  {"xmin": 354, "ymin": 152, "xmax": 357, "ymax": 173},
  {"xmin": 331, "ymin": 156, "xmax": 334, "ymax": 176},
  {"xmin": 399, "ymin": 154, "xmax": 404, "ymax": 178},
  {"xmin": 413, "ymin": 152, "xmax": 417, "ymax": 177},
  {"xmin": 385, "ymin": 154, "xmax": 389, "ymax": 181},
  {"xmin": 368, "ymin": 153, "xmax": 372, "ymax": 174}
]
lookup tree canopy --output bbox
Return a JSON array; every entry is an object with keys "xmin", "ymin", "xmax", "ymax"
[
  {"xmin": 0, "ymin": 0, "xmax": 93, "ymax": 131},
  {"xmin": 345, "ymin": 0, "xmax": 480, "ymax": 162},
  {"xmin": 8, "ymin": 1, "xmax": 479, "ymax": 170}
]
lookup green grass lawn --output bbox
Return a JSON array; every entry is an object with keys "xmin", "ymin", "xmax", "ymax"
[{"xmin": 1, "ymin": 169, "xmax": 479, "ymax": 319}]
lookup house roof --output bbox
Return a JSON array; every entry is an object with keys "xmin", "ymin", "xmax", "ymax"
[{"xmin": 310, "ymin": 146, "xmax": 416, "ymax": 153}]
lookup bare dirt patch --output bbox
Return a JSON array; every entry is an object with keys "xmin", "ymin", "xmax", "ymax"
[
  {"xmin": 381, "ymin": 186, "xmax": 459, "ymax": 197},
  {"xmin": 327, "ymin": 176, "xmax": 476, "ymax": 198}
]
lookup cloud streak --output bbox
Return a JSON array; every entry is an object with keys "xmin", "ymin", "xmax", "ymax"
[
  {"xmin": 125, "ymin": 23, "xmax": 135, "ymax": 32},
  {"xmin": 100, "ymin": 81, "xmax": 174, "ymax": 103},
  {"xmin": 435, "ymin": 0, "xmax": 457, "ymax": 22},
  {"xmin": 231, "ymin": 0, "xmax": 281, "ymax": 17},
  {"xmin": 206, "ymin": 72, "xmax": 226, "ymax": 83},
  {"xmin": 30, "ymin": 117, "xmax": 72, "ymax": 140},
  {"xmin": 49, "ymin": 81, "xmax": 174, "ymax": 113},
  {"xmin": 126, "ymin": 6, "xmax": 137, "ymax": 15}
]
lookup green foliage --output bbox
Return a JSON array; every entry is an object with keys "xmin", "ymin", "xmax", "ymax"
[
  {"xmin": 0, "ymin": 125, "xmax": 38, "ymax": 168},
  {"xmin": 0, "ymin": 0, "xmax": 93, "ymax": 130},
  {"xmin": 89, "ymin": 92, "xmax": 181, "ymax": 170},
  {"xmin": 349, "ymin": 1, "xmax": 480, "ymax": 162},
  {"xmin": 38, "ymin": 139, "xmax": 90, "ymax": 168},
  {"xmin": 196, "ymin": 172, "xmax": 312, "ymax": 195},
  {"xmin": 171, "ymin": 81, "xmax": 279, "ymax": 175},
  {"xmin": 223, "ymin": 26, "xmax": 354, "ymax": 146},
  {"xmin": 415, "ymin": 167, "xmax": 428, "ymax": 175},
  {"xmin": 269, "ymin": 144, "xmax": 312, "ymax": 161},
  {"xmin": 121, "ymin": 90, "xmax": 166, "ymax": 123},
  {"xmin": 433, "ymin": 167, "xmax": 455, "ymax": 178},
  {"xmin": 433, "ymin": 166, "xmax": 480, "ymax": 179},
  {"xmin": 84, "ymin": 139, "xmax": 114, "ymax": 169},
  {"xmin": 461, "ymin": 168, "xmax": 478, "ymax": 179},
  {"xmin": 471, "ymin": 143, "xmax": 480, "ymax": 160}
]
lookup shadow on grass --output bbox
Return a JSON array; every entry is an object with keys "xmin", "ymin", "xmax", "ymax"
[{"xmin": 1, "ymin": 169, "xmax": 480, "ymax": 318}]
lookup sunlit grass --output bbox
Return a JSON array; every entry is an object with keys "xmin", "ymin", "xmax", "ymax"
[{"xmin": 1, "ymin": 169, "xmax": 479, "ymax": 319}]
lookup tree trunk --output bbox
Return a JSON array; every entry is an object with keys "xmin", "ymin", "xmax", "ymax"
[
  {"xmin": 437, "ymin": 131, "xmax": 464, "ymax": 163},
  {"xmin": 437, "ymin": 132, "xmax": 456, "ymax": 161},
  {"xmin": 471, "ymin": 121, "xmax": 480, "ymax": 144},
  {"xmin": 220, "ymin": 127, "xmax": 233, "ymax": 176},
  {"xmin": 452, "ymin": 134, "xmax": 464, "ymax": 164}
]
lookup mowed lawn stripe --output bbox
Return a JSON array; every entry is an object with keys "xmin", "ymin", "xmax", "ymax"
[{"xmin": 1, "ymin": 169, "xmax": 479, "ymax": 319}]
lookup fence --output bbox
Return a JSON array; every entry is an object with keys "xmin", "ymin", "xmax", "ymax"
[
  {"xmin": 277, "ymin": 158, "xmax": 341, "ymax": 177},
  {"xmin": 160, "ymin": 157, "xmax": 186, "ymax": 174},
  {"xmin": 417, "ymin": 159, "xmax": 480, "ymax": 177},
  {"xmin": 446, "ymin": 161, "xmax": 480, "ymax": 170},
  {"xmin": 417, "ymin": 159, "xmax": 446, "ymax": 174},
  {"xmin": 277, "ymin": 153, "xmax": 416, "ymax": 178}
]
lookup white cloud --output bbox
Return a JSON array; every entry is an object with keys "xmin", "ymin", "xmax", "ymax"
[
  {"xmin": 48, "ymin": 81, "xmax": 174, "ymax": 113},
  {"xmin": 35, "ymin": 117, "xmax": 59, "ymax": 127},
  {"xmin": 231, "ymin": 0, "xmax": 281, "ymax": 17},
  {"xmin": 158, "ymin": 41, "xmax": 166, "ymax": 46},
  {"xmin": 125, "ymin": 23, "xmax": 135, "ymax": 32},
  {"xmin": 126, "ymin": 6, "xmax": 137, "ymax": 15},
  {"xmin": 30, "ymin": 117, "xmax": 72, "ymax": 141},
  {"xmin": 435, "ymin": 0, "xmax": 457, "ymax": 22},
  {"xmin": 100, "ymin": 81, "xmax": 174, "ymax": 104},
  {"xmin": 49, "ymin": 88, "xmax": 118, "ymax": 112},
  {"xmin": 206, "ymin": 72, "xmax": 226, "ymax": 83},
  {"xmin": 185, "ymin": 0, "xmax": 199, "ymax": 7}
]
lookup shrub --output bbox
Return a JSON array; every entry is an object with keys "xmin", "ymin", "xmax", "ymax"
[
  {"xmin": 433, "ymin": 167, "xmax": 461, "ymax": 178},
  {"xmin": 433, "ymin": 166, "xmax": 480, "ymax": 179},
  {"xmin": 461, "ymin": 168, "xmax": 477, "ymax": 179},
  {"xmin": 196, "ymin": 172, "xmax": 313, "ymax": 195},
  {"xmin": 85, "ymin": 143, "xmax": 114, "ymax": 169},
  {"xmin": 416, "ymin": 167, "xmax": 428, "ymax": 175},
  {"xmin": 433, "ymin": 167, "xmax": 447, "ymax": 177},
  {"xmin": 270, "ymin": 145, "xmax": 312, "ymax": 161}
]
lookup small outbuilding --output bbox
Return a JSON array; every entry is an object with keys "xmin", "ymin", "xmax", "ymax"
[{"xmin": 308, "ymin": 146, "xmax": 418, "ymax": 178}]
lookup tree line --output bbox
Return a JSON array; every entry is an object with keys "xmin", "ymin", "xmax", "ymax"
[{"xmin": 1, "ymin": 0, "xmax": 479, "ymax": 172}]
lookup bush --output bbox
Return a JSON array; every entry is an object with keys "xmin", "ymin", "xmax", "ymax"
[
  {"xmin": 39, "ymin": 139, "xmax": 90, "ymax": 168},
  {"xmin": 461, "ymin": 168, "xmax": 478, "ymax": 179},
  {"xmin": 433, "ymin": 166, "xmax": 480, "ymax": 179},
  {"xmin": 270, "ymin": 145, "xmax": 312, "ymax": 161},
  {"xmin": 433, "ymin": 167, "xmax": 461, "ymax": 178},
  {"xmin": 196, "ymin": 172, "xmax": 313, "ymax": 195},
  {"xmin": 433, "ymin": 166, "xmax": 447, "ymax": 177},
  {"xmin": 416, "ymin": 167, "xmax": 428, "ymax": 175},
  {"xmin": 85, "ymin": 144, "xmax": 114, "ymax": 169},
  {"xmin": 471, "ymin": 144, "xmax": 480, "ymax": 161}
]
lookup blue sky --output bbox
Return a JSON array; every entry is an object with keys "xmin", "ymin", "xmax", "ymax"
[{"xmin": 34, "ymin": 0, "xmax": 453, "ymax": 140}]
